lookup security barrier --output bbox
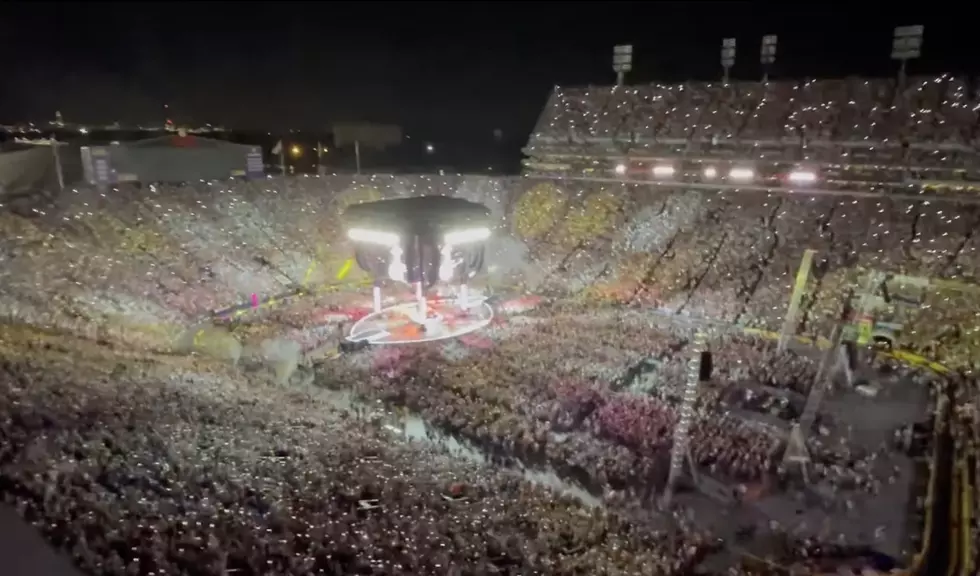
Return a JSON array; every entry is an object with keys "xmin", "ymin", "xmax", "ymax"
[
  {"xmin": 908, "ymin": 398, "xmax": 945, "ymax": 575},
  {"xmin": 949, "ymin": 455, "xmax": 961, "ymax": 576}
]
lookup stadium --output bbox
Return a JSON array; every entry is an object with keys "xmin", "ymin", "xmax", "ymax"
[{"xmin": 1, "ymin": 46, "xmax": 978, "ymax": 576}]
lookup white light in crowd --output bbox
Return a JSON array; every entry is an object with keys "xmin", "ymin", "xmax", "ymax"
[
  {"xmin": 439, "ymin": 244, "xmax": 455, "ymax": 282},
  {"xmin": 347, "ymin": 228, "xmax": 400, "ymax": 246},
  {"xmin": 387, "ymin": 245, "xmax": 407, "ymax": 283},
  {"xmin": 652, "ymin": 165, "xmax": 675, "ymax": 178},
  {"xmin": 788, "ymin": 170, "xmax": 817, "ymax": 184},
  {"xmin": 728, "ymin": 167, "xmax": 755, "ymax": 181},
  {"xmin": 614, "ymin": 163, "xmax": 627, "ymax": 175},
  {"xmin": 703, "ymin": 166, "xmax": 718, "ymax": 179},
  {"xmin": 444, "ymin": 227, "xmax": 490, "ymax": 245}
]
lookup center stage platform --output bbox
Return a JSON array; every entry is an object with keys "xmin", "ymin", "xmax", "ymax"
[{"xmin": 346, "ymin": 296, "xmax": 494, "ymax": 345}]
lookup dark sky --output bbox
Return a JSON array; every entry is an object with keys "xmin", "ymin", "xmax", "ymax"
[{"xmin": 1, "ymin": 1, "xmax": 975, "ymax": 142}]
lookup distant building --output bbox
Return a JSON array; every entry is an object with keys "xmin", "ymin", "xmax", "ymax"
[{"xmin": 93, "ymin": 134, "xmax": 258, "ymax": 183}]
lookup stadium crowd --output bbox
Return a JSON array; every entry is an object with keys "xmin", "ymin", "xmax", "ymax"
[
  {"xmin": 0, "ymin": 303, "xmax": 928, "ymax": 575},
  {"xmin": 526, "ymin": 75, "xmax": 980, "ymax": 170},
  {"xmin": 0, "ymin": 75, "xmax": 978, "ymax": 575}
]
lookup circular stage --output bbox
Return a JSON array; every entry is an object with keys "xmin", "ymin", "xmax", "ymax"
[{"xmin": 346, "ymin": 297, "xmax": 494, "ymax": 345}]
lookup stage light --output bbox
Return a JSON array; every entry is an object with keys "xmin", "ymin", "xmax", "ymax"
[
  {"xmin": 387, "ymin": 245, "xmax": 406, "ymax": 283},
  {"xmin": 614, "ymin": 163, "xmax": 626, "ymax": 175},
  {"xmin": 728, "ymin": 167, "xmax": 754, "ymax": 181},
  {"xmin": 439, "ymin": 244, "xmax": 455, "ymax": 282},
  {"xmin": 444, "ymin": 227, "xmax": 490, "ymax": 245},
  {"xmin": 703, "ymin": 166, "xmax": 718, "ymax": 179},
  {"xmin": 652, "ymin": 165, "xmax": 675, "ymax": 178},
  {"xmin": 347, "ymin": 228, "xmax": 400, "ymax": 246},
  {"xmin": 788, "ymin": 170, "xmax": 817, "ymax": 184}
]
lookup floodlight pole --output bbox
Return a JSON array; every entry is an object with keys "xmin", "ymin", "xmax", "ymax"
[
  {"xmin": 760, "ymin": 35, "xmax": 777, "ymax": 83},
  {"xmin": 721, "ymin": 38, "xmax": 736, "ymax": 83},
  {"xmin": 612, "ymin": 45, "xmax": 633, "ymax": 87},
  {"xmin": 892, "ymin": 25, "xmax": 924, "ymax": 87}
]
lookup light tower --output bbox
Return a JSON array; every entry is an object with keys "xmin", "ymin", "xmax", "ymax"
[
  {"xmin": 760, "ymin": 35, "xmax": 777, "ymax": 82},
  {"xmin": 662, "ymin": 330, "xmax": 709, "ymax": 508},
  {"xmin": 612, "ymin": 45, "xmax": 633, "ymax": 86},
  {"xmin": 891, "ymin": 25, "xmax": 924, "ymax": 87},
  {"xmin": 721, "ymin": 38, "xmax": 736, "ymax": 83}
]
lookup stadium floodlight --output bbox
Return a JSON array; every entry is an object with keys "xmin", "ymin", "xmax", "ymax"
[
  {"xmin": 760, "ymin": 35, "xmax": 777, "ymax": 82},
  {"xmin": 703, "ymin": 166, "xmax": 718, "ymax": 179},
  {"xmin": 652, "ymin": 165, "xmax": 676, "ymax": 178},
  {"xmin": 728, "ymin": 167, "xmax": 754, "ymax": 181},
  {"xmin": 612, "ymin": 45, "xmax": 633, "ymax": 86},
  {"xmin": 347, "ymin": 228, "xmax": 400, "ymax": 246},
  {"xmin": 720, "ymin": 38, "xmax": 736, "ymax": 83},
  {"xmin": 788, "ymin": 169, "xmax": 817, "ymax": 184},
  {"xmin": 892, "ymin": 25, "xmax": 923, "ymax": 86},
  {"xmin": 614, "ymin": 163, "xmax": 627, "ymax": 175},
  {"xmin": 444, "ymin": 227, "xmax": 491, "ymax": 245}
]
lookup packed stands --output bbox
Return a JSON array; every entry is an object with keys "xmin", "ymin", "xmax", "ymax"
[
  {"xmin": 524, "ymin": 76, "xmax": 980, "ymax": 189},
  {"xmin": 0, "ymin": 75, "xmax": 977, "ymax": 576}
]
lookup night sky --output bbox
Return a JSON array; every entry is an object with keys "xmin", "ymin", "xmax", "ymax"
[{"xmin": 1, "ymin": 1, "xmax": 977, "ymax": 144}]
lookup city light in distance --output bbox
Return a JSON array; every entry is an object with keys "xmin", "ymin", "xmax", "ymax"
[
  {"xmin": 703, "ymin": 166, "xmax": 718, "ymax": 179},
  {"xmin": 652, "ymin": 165, "xmax": 676, "ymax": 178},
  {"xmin": 614, "ymin": 163, "xmax": 626, "ymax": 175}
]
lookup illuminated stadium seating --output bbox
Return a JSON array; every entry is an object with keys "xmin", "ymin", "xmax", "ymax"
[
  {"xmin": 0, "ymin": 172, "xmax": 977, "ymax": 366},
  {"xmin": 524, "ymin": 76, "xmax": 980, "ymax": 186},
  {"xmin": 1, "ymin": 76, "xmax": 978, "ymax": 576}
]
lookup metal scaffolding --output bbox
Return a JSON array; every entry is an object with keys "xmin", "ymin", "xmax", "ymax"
[{"xmin": 662, "ymin": 329, "xmax": 709, "ymax": 508}]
